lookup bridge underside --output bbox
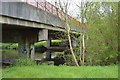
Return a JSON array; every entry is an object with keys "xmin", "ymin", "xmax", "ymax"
[
  {"xmin": 1, "ymin": 23, "xmax": 67, "ymax": 60},
  {"xmin": 2, "ymin": 24, "xmax": 64, "ymax": 42}
]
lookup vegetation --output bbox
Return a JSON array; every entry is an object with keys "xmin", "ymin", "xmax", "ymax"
[
  {"xmin": 85, "ymin": 2, "xmax": 118, "ymax": 65},
  {"xmin": 0, "ymin": 43, "xmax": 18, "ymax": 50},
  {"xmin": 13, "ymin": 58, "xmax": 36, "ymax": 66},
  {"xmin": 2, "ymin": 50, "xmax": 18, "ymax": 58},
  {"xmin": 2, "ymin": 65, "xmax": 118, "ymax": 78},
  {"xmin": 74, "ymin": 2, "xmax": 119, "ymax": 66},
  {"xmin": 54, "ymin": 1, "xmax": 119, "ymax": 66},
  {"xmin": 1, "ymin": 40, "xmax": 62, "ymax": 50}
]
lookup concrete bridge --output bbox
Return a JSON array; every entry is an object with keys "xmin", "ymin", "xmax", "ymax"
[{"xmin": 0, "ymin": 1, "xmax": 84, "ymax": 60}]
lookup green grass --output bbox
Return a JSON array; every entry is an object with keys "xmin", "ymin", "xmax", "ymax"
[{"xmin": 2, "ymin": 65, "xmax": 118, "ymax": 78}]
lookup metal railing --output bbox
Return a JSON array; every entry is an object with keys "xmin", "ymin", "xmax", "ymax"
[{"xmin": 25, "ymin": 0, "xmax": 84, "ymax": 29}]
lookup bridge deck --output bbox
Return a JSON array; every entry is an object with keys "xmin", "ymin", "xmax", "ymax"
[{"xmin": 0, "ymin": 2, "xmax": 84, "ymax": 33}]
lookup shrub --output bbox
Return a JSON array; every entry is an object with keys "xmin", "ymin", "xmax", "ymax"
[
  {"xmin": 64, "ymin": 54, "xmax": 77, "ymax": 66},
  {"xmin": 1, "ymin": 43, "xmax": 18, "ymax": 50},
  {"xmin": 9, "ymin": 44, "xmax": 18, "ymax": 50}
]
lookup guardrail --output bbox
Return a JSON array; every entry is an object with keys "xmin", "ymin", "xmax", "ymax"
[{"xmin": 25, "ymin": 0, "xmax": 84, "ymax": 29}]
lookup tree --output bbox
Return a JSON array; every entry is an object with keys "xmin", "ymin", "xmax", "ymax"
[
  {"xmin": 56, "ymin": 0, "xmax": 79, "ymax": 66},
  {"xmin": 77, "ymin": 1, "xmax": 118, "ymax": 65},
  {"xmin": 76, "ymin": 0, "xmax": 88, "ymax": 65}
]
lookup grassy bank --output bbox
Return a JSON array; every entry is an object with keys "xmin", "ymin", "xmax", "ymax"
[
  {"xmin": 2, "ymin": 50, "xmax": 18, "ymax": 58},
  {"xmin": 2, "ymin": 65, "xmax": 118, "ymax": 78}
]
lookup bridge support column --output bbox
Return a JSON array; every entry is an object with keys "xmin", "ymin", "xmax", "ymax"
[
  {"xmin": 18, "ymin": 41, "xmax": 26, "ymax": 57},
  {"xmin": 18, "ymin": 35, "xmax": 35, "ymax": 60},
  {"xmin": 45, "ymin": 40, "xmax": 51, "ymax": 60},
  {"xmin": 46, "ymin": 40, "xmax": 51, "ymax": 48},
  {"xmin": 26, "ymin": 39, "xmax": 30, "ymax": 58},
  {"xmin": 30, "ymin": 42, "xmax": 35, "ymax": 60},
  {"xmin": 18, "ymin": 38, "xmax": 27, "ymax": 58}
]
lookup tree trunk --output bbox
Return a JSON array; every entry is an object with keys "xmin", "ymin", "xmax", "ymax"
[
  {"xmin": 79, "ymin": 33, "xmax": 85, "ymax": 66},
  {"xmin": 67, "ymin": 23, "xmax": 79, "ymax": 66},
  {"xmin": 82, "ymin": 34, "xmax": 85, "ymax": 65},
  {"xmin": 79, "ymin": 33, "xmax": 83, "ymax": 65}
]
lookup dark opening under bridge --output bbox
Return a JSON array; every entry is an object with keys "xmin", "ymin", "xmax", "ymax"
[{"xmin": 0, "ymin": 0, "xmax": 85, "ymax": 60}]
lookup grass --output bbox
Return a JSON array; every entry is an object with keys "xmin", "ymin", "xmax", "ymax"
[
  {"xmin": 2, "ymin": 50, "xmax": 18, "ymax": 58},
  {"xmin": 2, "ymin": 65, "xmax": 118, "ymax": 78}
]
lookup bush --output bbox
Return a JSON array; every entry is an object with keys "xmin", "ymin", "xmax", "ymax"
[
  {"xmin": 1, "ymin": 43, "xmax": 11, "ymax": 49},
  {"xmin": 9, "ymin": 44, "xmax": 18, "ymax": 50},
  {"xmin": 13, "ymin": 58, "xmax": 36, "ymax": 66},
  {"xmin": 1, "ymin": 43, "xmax": 18, "ymax": 50},
  {"xmin": 64, "ymin": 54, "xmax": 77, "ymax": 66},
  {"xmin": 53, "ymin": 53, "xmax": 76, "ymax": 66}
]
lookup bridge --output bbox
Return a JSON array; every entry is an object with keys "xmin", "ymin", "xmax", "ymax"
[{"xmin": 0, "ymin": 0, "xmax": 85, "ymax": 60}]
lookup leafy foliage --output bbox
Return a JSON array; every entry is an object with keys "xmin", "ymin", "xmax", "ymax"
[
  {"xmin": 1, "ymin": 43, "xmax": 18, "ymax": 50},
  {"xmin": 84, "ymin": 2, "xmax": 118, "ymax": 65}
]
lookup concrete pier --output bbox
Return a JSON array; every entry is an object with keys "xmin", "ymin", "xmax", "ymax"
[
  {"xmin": 45, "ymin": 40, "xmax": 52, "ymax": 60},
  {"xmin": 18, "ymin": 32, "xmax": 36, "ymax": 60}
]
